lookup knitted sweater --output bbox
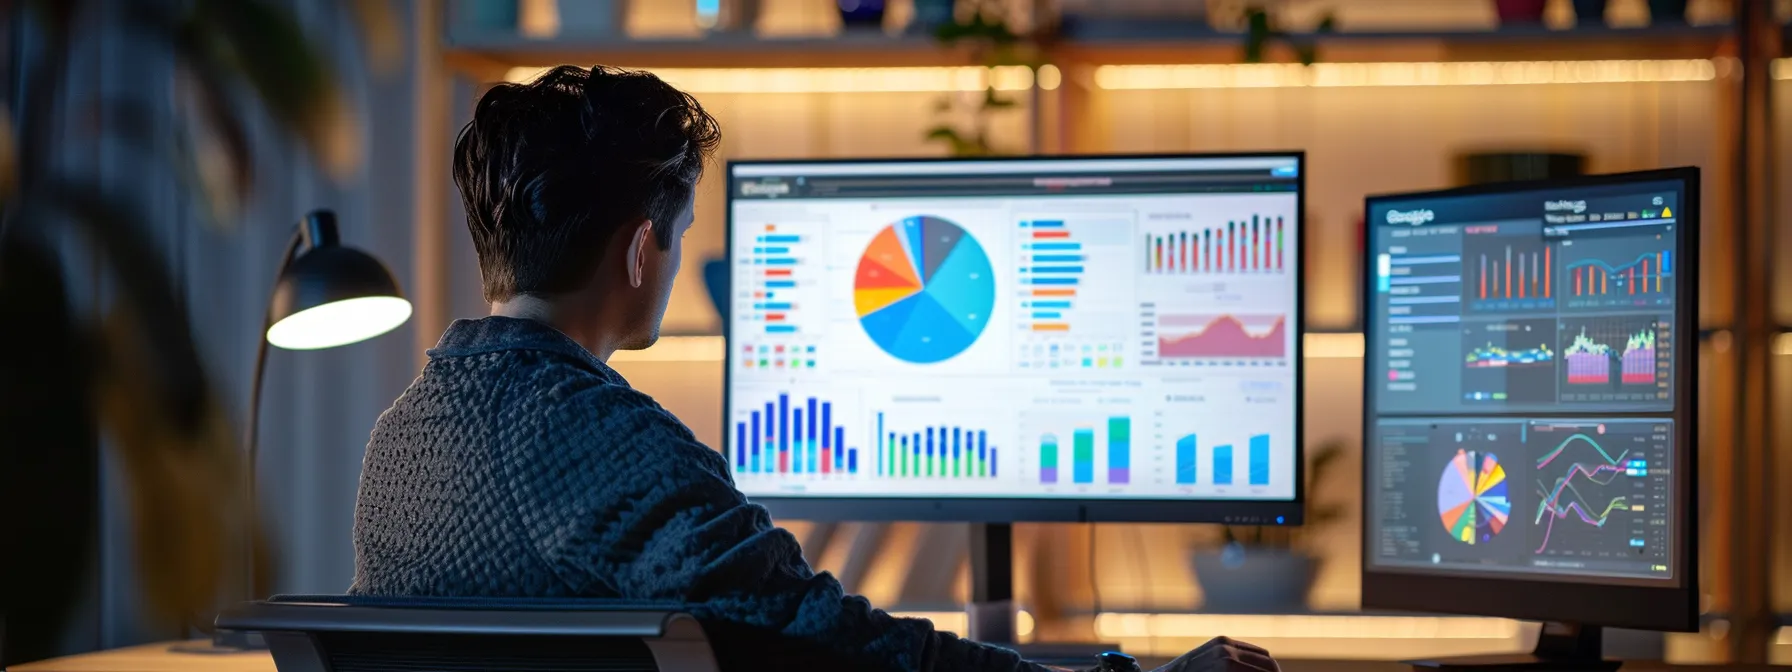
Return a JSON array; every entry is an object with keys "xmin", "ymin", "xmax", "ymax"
[{"xmin": 351, "ymin": 316, "xmax": 1042, "ymax": 672}]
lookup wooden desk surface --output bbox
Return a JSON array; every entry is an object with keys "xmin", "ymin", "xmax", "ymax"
[
  {"xmin": 11, "ymin": 641, "xmax": 1787, "ymax": 672},
  {"xmin": 11, "ymin": 641, "xmax": 275, "ymax": 672}
]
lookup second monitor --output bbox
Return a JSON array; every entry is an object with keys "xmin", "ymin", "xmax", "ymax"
[{"xmin": 723, "ymin": 154, "xmax": 1305, "ymax": 524}]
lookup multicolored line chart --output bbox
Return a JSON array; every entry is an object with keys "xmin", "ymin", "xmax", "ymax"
[{"xmin": 1528, "ymin": 421, "xmax": 1670, "ymax": 561}]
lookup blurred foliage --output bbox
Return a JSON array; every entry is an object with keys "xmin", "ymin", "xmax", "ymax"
[
  {"xmin": 925, "ymin": 0, "xmax": 1048, "ymax": 157},
  {"xmin": 0, "ymin": 0, "xmax": 396, "ymax": 664}
]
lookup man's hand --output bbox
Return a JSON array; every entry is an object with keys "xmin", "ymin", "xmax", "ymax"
[{"xmin": 1153, "ymin": 636, "xmax": 1280, "ymax": 672}]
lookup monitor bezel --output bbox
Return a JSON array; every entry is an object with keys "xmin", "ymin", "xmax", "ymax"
[
  {"xmin": 720, "ymin": 151, "xmax": 1308, "ymax": 525},
  {"xmin": 1358, "ymin": 167, "xmax": 1700, "ymax": 632}
]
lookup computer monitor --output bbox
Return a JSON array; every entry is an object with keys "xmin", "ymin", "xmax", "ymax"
[
  {"xmin": 1362, "ymin": 168, "xmax": 1700, "ymax": 668},
  {"xmin": 722, "ymin": 154, "xmax": 1306, "ymax": 526}
]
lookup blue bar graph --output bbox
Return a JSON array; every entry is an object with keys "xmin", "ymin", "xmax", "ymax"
[
  {"xmin": 734, "ymin": 393, "xmax": 861, "ymax": 476},
  {"xmin": 1030, "ymin": 300, "xmax": 1072, "ymax": 309},
  {"xmin": 1249, "ymin": 434, "xmax": 1270, "ymax": 486},
  {"xmin": 1214, "ymin": 444, "xmax": 1234, "ymax": 485},
  {"xmin": 1027, "ymin": 277, "xmax": 1079, "ymax": 286},
  {"xmin": 1032, "ymin": 311, "xmax": 1062, "ymax": 319},
  {"xmin": 793, "ymin": 409, "xmax": 804, "ymax": 474},
  {"xmin": 1029, "ymin": 220, "xmax": 1065, "ymax": 228},
  {"xmin": 763, "ymin": 257, "xmax": 797, "ymax": 265},
  {"xmin": 1176, "ymin": 435, "xmax": 1197, "ymax": 484},
  {"xmin": 1032, "ymin": 255, "xmax": 1083, "ymax": 263},
  {"xmin": 1031, "ymin": 266, "xmax": 1084, "ymax": 274},
  {"xmin": 755, "ymin": 302, "xmax": 793, "ymax": 310},
  {"xmin": 758, "ymin": 234, "xmax": 801, "ymax": 243},
  {"xmin": 1030, "ymin": 242, "xmax": 1082, "ymax": 251},
  {"xmin": 766, "ymin": 325, "xmax": 797, "ymax": 333},
  {"xmin": 765, "ymin": 280, "xmax": 796, "ymax": 288},
  {"xmin": 755, "ymin": 246, "xmax": 790, "ymax": 254}
]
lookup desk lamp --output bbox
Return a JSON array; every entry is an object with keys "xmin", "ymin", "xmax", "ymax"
[{"xmin": 180, "ymin": 209, "xmax": 410, "ymax": 654}]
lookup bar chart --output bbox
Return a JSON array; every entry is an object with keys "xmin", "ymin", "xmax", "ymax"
[
  {"xmin": 742, "ymin": 223, "xmax": 818, "ymax": 335},
  {"xmin": 733, "ymin": 392, "xmax": 860, "ymax": 477},
  {"xmin": 1463, "ymin": 232, "xmax": 1554, "ymax": 313},
  {"xmin": 1168, "ymin": 433, "xmax": 1273, "ymax": 487},
  {"xmin": 1142, "ymin": 215, "xmax": 1286, "ymax": 275},
  {"xmin": 1013, "ymin": 215, "xmax": 1136, "ymax": 344},
  {"xmin": 1017, "ymin": 219, "xmax": 1084, "ymax": 333},
  {"xmin": 875, "ymin": 412, "xmax": 997, "ymax": 479},
  {"xmin": 1037, "ymin": 416, "xmax": 1131, "ymax": 485}
]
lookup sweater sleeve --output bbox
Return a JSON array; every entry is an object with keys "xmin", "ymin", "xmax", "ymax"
[{"xmin": 552, "ymin": 390, "xmax": 1045, "ymax": 672}]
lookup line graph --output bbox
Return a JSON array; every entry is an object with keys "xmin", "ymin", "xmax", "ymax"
[
  {"xmin": 1560, "ymin": 236, "xmax": 1676, "ymax": 310},
  {"xmin": 1528, "ymin": 421, "xmax": 1672, "ymax": 562}
]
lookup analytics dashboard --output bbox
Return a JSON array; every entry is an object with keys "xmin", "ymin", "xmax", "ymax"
[
  {"xmin": 1365, "ymin": 177, "xmax": 1687, "ymax": 582},
  {"xmin": 723, "ymin": 156, "xmax": 1303, "ymax": 502}
]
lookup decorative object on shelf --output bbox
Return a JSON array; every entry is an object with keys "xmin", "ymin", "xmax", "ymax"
[
  {"xmin": 924, "ymin": 0, "xmax": 1049, "ymax": 156},
  {"xmin": 1455, "ymin": 151, "xmax": 1586, "ymax": 186},
  {"xmin": 457, "ymin": 0, "xmax": 520, "ymax": 31},
  {"xmin": 1211, "ymin": 1, "xmax": 1336, "ymax": 65},
  {"xmin": 1190, "ymin": 439, "xmax": 1346, "ymax": 613},
  {"xmin": 1571, "ymin": 0, "xmax": 1609, "ymax": 26},
  {"xmin": 910, "ymin": 0, "xmax": 957, "ymax": 34},
  {"xmin": 1646, "ymin": 0, "xmax": 1689, "ymax": 24},
  {"xmin": 695, "ymin": 0, "xmax": 760, "ymax": 33},
  {"xmin": 1492, "ymin": 0, "xmax": 1550, "ymax": 25},
  {"xmin": 0, "ymin": 0, "xmax": 396, "ymax": 666},
  {"xmin": 836, "ymin": 0, "xmax": 888, "ymax": 32},
  {"xmin": 555, "ymin": 0, "xmax": 624, "ymax": 35}
]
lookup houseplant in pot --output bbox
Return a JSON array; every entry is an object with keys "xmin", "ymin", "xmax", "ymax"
[{"xmin": 1191, "ymin": 439, "xmax": 1347, "ymax": 613}]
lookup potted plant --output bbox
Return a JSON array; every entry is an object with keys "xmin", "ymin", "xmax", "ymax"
[
  {"xmin": 923, "ymin": 0, "xmax": 1047, "ymax": 156},
  {"xmin": 1191, "ymin": 439, "xmax": 1348, "ymax": 613}
]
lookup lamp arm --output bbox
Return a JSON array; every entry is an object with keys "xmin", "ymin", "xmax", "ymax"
[{"xmin": 244, "ymin": 228, "xmax": 303, "ymax": 601}]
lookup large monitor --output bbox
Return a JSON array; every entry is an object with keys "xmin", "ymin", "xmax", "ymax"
[
  {"xmin": 1362, "ymin": 169, "xmax": 1700, "ymax": 660},
  {"xmin": 722, "ymin": 154, "xmax": 1305, "ymax": 524}
]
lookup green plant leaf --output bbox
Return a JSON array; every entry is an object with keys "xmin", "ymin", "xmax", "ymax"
[{"xmin": 188, "ymin": 0, "xmax": 361, "ymax": 179}]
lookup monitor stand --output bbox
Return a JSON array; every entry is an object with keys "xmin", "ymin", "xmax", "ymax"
[
  {"xmin": 1407, "ymin": 622, "xmax": 1622, "ymax": 672},
  {"xmin": 966, "ymin": 523, "xmax": 1117, "ymax": 667}
]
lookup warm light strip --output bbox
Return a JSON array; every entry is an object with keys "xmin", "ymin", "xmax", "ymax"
[
  {"xmin": 1094, "ymin": 59, "xmax": 1718, "ymax": 90},
  {"xmin": 1095, "ymin": 613, "xmax": 1523, "ymax": 640},
  {"xmin": 610, "ymin": 334, "xmax": 1367, "ymax": 363},
  {"xmin": 505, "ymin": 65, "xmax": 1046, "ymax": 92},
  {"xmin": 889, "ymin": 610, "xmax": 1035, "ymax": 638}
]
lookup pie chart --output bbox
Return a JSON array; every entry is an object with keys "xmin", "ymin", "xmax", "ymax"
[
  {"xmin": 1437, "ymin": 448, "xmax": 1511, "ymax": 544},
  {"xmin": 854, "ymin": 215, "xmax": 995, "ymax": 364}
]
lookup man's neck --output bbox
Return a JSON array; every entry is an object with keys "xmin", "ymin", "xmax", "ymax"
[{"xmin": 490, "ymin": 295, "xmax": 618, "ymax": 362}]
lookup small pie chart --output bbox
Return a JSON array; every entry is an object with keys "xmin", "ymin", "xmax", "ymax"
[
  {"xmin": 853, "ymin": 216, "xmax": 995, "ymax": 364},
  {"xmin": 1437, "ymin": 448, "xmax": 1511, "ymax": 545}
]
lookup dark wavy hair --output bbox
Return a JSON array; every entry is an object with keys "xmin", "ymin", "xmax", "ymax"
[{"xmin": 452, "ymin": 65, "xmax": 722, "ymax": 302}]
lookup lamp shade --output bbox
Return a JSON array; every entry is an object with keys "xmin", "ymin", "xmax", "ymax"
[{"xmin": 265, "ymin": 215, "xmax": 412, "ymax": 350}]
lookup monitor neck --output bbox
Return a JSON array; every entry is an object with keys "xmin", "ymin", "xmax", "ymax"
[
  {"xmin": 1533, "ymin": 622, "xmax": 1603, "ymax": 663},
  {"xmin": 966, "ymin": 522, "xmax": 1015, "ymax": 644}
]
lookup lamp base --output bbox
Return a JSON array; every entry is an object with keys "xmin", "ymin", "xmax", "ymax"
[{"xmin": 167, "ymin": 630, "xmax": 267, "ymax": 654}]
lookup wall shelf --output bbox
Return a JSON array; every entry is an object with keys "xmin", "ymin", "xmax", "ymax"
[{"xmin": 444, "ymin": 22, "xmax": 1736, "ymax": 76}]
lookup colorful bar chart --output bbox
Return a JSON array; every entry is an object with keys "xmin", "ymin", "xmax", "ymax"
[
  {"xmin": 735, "ymin": 393, "xmax": 859, "ymax": 476},
  {"xmin": 1042, "ymin": 417, "xmax": 1132, "ymax": 485},
  {"xmin": 1175, "ymin": 434, "xmax": 1197, "ymax": 484},
  {"xmin": 1475, "ymin": 245, "xmax": 1552, "ymax": 300},
  {"xmin": 1108, "ymin": 417, "xmax": 1131, "ymax": 484},
  {"xmin": 748, "ymin": 224, "xmax": 809, "ymax": 334},
  {"xmin": 877, "ymin": 413, "xmax": 996, "ymax": 479},
  {"xmin": 1568, "ymin": 251, "xmax": 1671, "ymax": 298},
  {"xmin": 1019, "ymin": 220, "xmax": 1081, "ymax": 332},
  {"xmin": 1144, "ymin": 215, "xmax": 1285, "ymax": 275}
]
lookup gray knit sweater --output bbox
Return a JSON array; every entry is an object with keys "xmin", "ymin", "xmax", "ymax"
[{"xmin": 350, "ymin": 316, "xmax": 1040, "ymax": 672}]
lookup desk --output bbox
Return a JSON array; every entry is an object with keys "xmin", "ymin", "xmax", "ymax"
[{"xmin": 12, "ymin": 642, "xmax": 1789, "ymax": 672}]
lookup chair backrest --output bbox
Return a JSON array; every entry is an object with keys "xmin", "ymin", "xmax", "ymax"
[{"xmin": 217, "ymin": 595, "xmax": 718, "ymax": 672}]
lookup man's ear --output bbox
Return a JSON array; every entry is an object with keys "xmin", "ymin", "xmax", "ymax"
[{"xmin": 626, "ymin": 219, "xmax": 655, "ymax": 288}]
